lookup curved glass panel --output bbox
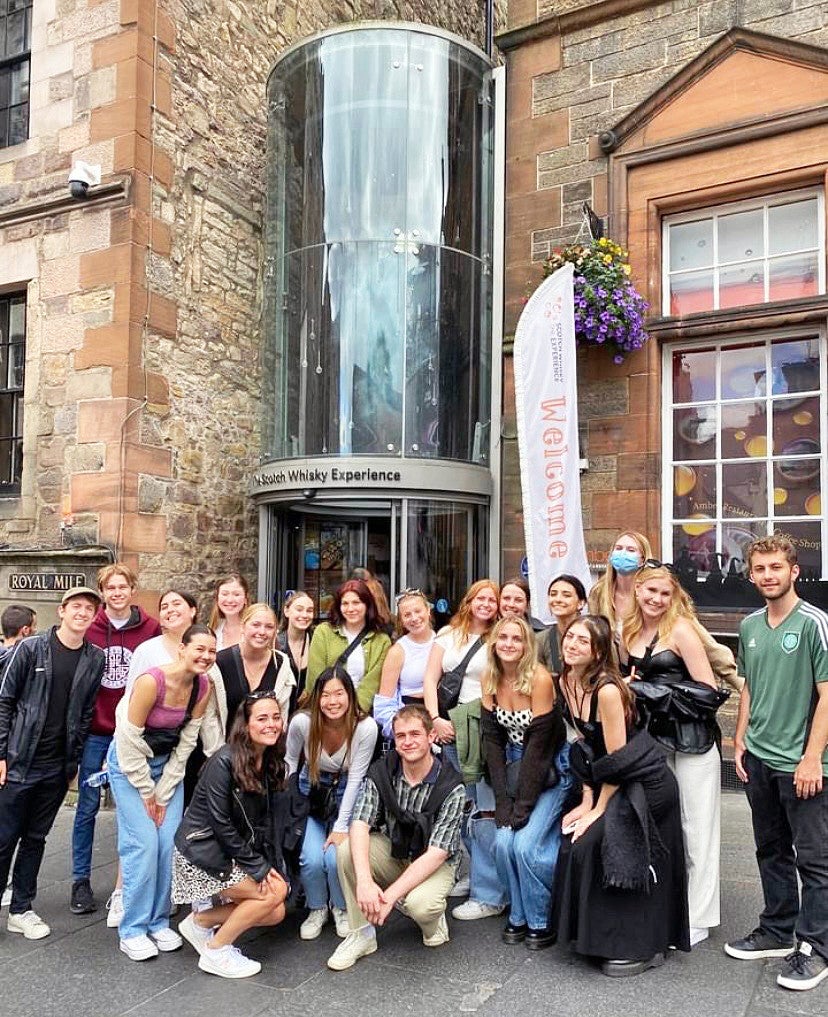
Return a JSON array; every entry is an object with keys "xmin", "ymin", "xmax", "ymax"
[{"xmin": 263, "ymin": 26, "xmax": 494, "ymax": 464}]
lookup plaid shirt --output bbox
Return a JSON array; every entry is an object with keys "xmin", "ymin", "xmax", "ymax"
[{"xmin": 352, "ymin": 756, "xmax": 465, "ymax": 857}]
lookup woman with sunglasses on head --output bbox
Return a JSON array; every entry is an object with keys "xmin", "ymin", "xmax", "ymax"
[
  {"xmin": 208, "ymin": 574, "xmax": 250, "ymax": 652},
  {"xmin": 588, "ymin": 531, "xmax": 653, "ymax": 635},
  {"xmin": 174, "ymin": 691, "xmax": 292, "ymax": 979},
  {"xmin": 107, "ymin": 624, "xmax": 216, "ymax": 962},
  {"xmin": 286, "ymin": 666, "xmax": 379, "ymax": 941},
  {"xmin": 537, "ymin": 574, "xmax": 588, "ymax": 677},
  {"xmin": 554, "ymin": 615, "xmax": 689, "ymax": 975},
  {"xmin": 620, "ymin": 562, "xmax": 722, "ymax": 948},
  {"xmin": 276, "ymin": 591, "xmax": 315, "ymax": 712},
  {"xmin": 305, "ymin": 580, "xmax": 391, "ymax": 714},
  {"xmin": 373, "ymin": 590, "xmax": 436, "ymax": 739}
]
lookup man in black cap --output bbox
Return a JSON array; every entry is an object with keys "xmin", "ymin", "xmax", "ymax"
[{"xmin": 0, "ymin": 587, "xmax": 105, "ymax": 939}]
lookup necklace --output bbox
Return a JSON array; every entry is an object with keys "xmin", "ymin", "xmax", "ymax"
[{"xmin": 562, "ymin": 671, "xmax": 590, "ymax": 722}]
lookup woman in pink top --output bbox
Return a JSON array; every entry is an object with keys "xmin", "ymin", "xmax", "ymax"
[{"xmin": 107, "ymin": 624, "xmax": 216, "ymax": 961}]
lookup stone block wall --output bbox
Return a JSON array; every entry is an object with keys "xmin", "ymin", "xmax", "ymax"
[{"xmin": 498, "ymin": 0, "xmax": 828, "ymax": 576}]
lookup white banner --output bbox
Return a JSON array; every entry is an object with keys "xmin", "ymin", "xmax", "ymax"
[{"xmin": 513, "ymin": 263, "xmax": 591, "ymax": 623}]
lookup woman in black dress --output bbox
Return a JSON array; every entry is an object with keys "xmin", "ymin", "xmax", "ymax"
[{"xmin": 554, "ymin": 615, "xmax": 689, "ymax": 976}]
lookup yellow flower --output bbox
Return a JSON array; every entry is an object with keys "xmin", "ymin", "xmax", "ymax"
[
  {"xmin": 603, "ymin": 255, "xmax": 612, "ymax": 265},
  {"xmin": 623, "ymin": 264, "xmax": 631, "ymax": 275}
]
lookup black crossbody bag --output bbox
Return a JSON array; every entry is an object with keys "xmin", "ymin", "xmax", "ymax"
[
  {"xmin": 437, "ymin": 637, "xmax": 483, "ymax": 719},
  {"xmin": 144, "ymin": 677, "xmax": 200, "ymax": 756}
]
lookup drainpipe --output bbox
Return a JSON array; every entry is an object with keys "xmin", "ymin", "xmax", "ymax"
[{"xmin": 484, "ymin": 0, "xmax": 494, "ymax": 57}]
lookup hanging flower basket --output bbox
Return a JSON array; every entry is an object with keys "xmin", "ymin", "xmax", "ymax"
[{"xmin": 542, "ymin": 238, "xmax": 649, "ymax": 364}]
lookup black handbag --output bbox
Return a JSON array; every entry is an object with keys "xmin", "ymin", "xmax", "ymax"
[
  {"xmin": 437, "ymin": 637, "xmax": 483, "ymax": 719},
  {"xmin": 144, "ymin": 677, "xmax": 200, "ymax": 755},
  {"xmin": 307, "ymin": 772, "xmax": 341, "ymax": 824}
]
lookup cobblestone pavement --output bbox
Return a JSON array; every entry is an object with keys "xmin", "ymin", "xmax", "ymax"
[{"xmin": 0, "ymin": 793, "xmax": 824, "ymax": 1017}]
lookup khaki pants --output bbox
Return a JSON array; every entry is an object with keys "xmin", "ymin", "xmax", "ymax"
[{"xmin": 336, "ymin": 833, "xmax": 455, "ymax": 940}]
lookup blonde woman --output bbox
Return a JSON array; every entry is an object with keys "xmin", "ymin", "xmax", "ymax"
[
  {"xmin": 482, "ymin": 617, "xmax": 570, "ymax": 949},
  {"xmin": 588, "ymin": 531, "xmax": 653, "ymax": 634},
  {"xmin": 207, "ymin": 574, "xmax": 250, "ymax": 651},
  {"xmin": 373, "ymin": 590, "xmax": 436, "ymax": 738},
  {"xmin": 620, "ymin": 563, "xmax": 721, "ymax": 948}
]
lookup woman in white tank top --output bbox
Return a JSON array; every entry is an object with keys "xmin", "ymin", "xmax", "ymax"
[{"xmin": 373, "ymin": 591, "xmax": 435, "ymax": 738}]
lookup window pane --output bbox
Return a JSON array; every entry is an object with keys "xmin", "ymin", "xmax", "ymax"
[
  {"xmin": 0, "ymin": 439, "xmax": 12, "ymax": 486},
  {"xmin": 785, "ymin": 521, "xmax": 823, "ymax": 576},
  {"xmin": 674, "ymin": 406, "xmax": 717, "ymax": 460},
  {"xmin": 722, "ymin": 521, "xmax": 767, "ymax": 569},
  {"xmin": 0, "ymin": 392, "xmax": 13, "ymax": 438},
  {"xmin": 721, "ymin": 401, "xmax": 766, "ymax": 459},
  {"xmin": 8, "ymin": 341, "xmax": 24, "ymax": 389},
  {"xmin": 722, "ymin": 460, "xmax": 767, "ymax": 518},
  {"xmin": 8, "ymin": 101, "xmax": 27, "ymax": 146},
  {"xmin": 720, "ymin": 344, "xmax": 765, "ymax": 400},
  {"xmin": 672, "ymin": 348, "xmax": 715, "ymax": 403},
  {"xmin": 770, "ymin": 339, "xmax": 820, "ymax": 395},
  {"xmin": 772, "ymin": 393, "xmax": 819, "ymax": 462},
  {"xmin": 719, "ymin": 260, "xmax": 764, "ymax": 309},
  {"xmin": 669, "ymin": 219, "xmax": 713, "ymax": 271},
  {"xmin": 673, "ymin": 520, "xmax": 716, "ymax": 571},
  {"xmin": 10, "ymin": 60, "xmax": 28, "ymax": 104},
  {"xmin": 718, "ymin": 208, "xmax": 763, "ymax": 263},
  {"xmin": 673, "ymin": 463, "xmax": 716, "ymax": 520},
  {"xmin": 768, "ymin": 253, "xmax": 818, "ymax": 301},
  {"xmin": 669, "ymin": 270, "xmax": 713, "ymax": 315},
  {"xmin": 768, "ymin": 199, "xmax": 818, "ymax": 255},
  {"xmin": 772, "ymin": 459, "xmax": 820, "ymax": 517}
]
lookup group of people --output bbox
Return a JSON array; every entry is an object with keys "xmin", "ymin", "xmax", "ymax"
[{"xmin": 0, "ymin": 533, "xmax": 825, "ymax": 993}]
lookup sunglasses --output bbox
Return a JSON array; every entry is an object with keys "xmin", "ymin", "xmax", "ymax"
[
  {"xmin": 639, "ymin": 558, "xmax": 677, "ymax": 574},
  {"xmin": 246, "ymin": 690, "xmax": 280, "ymax": 704},
  {"xmin": 394, "ymin": 588, "xmax": 426, "ymax": 604}
]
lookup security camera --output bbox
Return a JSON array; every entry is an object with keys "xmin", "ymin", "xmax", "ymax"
[{"xmin": 68, "ymin": 161, "xmax": 102, "ymax": 199}]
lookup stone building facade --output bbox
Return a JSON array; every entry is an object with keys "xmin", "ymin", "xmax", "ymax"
[
  {"xmin": 499, "ymin": 0, "xmax": 828, "ymax": 606},
  {"xmin": 0, "ymin": 0, "xmax": 490, "ymax": 614}
]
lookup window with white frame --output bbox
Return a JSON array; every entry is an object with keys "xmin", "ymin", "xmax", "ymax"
[
  {"xmin": 663, "ymin": 190, "xmax": 824, "ymax": 316},
  {"xmin": 664, "ymin": 333, "xmax": 826, "ymax": 578}
]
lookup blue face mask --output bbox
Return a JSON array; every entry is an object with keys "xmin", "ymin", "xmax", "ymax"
[{"xmin": 609, "ymin": 550, "xmax": 641, "ymax": 574}]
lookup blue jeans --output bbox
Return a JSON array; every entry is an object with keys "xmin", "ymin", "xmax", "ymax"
[
  {"xmin": 298, "ymin": 767, "xmax": 346, "ymax": 911},
  {"xmin": 495, "ymin": 743, "xmax": 572, "ymax": 930},
  {"xmin": 106, "ymin": 741, "xmax": 183, "ymax": 940},
  {"xmin": 71, "ymin": 733, "xmax": 112, "ymax": 881}
]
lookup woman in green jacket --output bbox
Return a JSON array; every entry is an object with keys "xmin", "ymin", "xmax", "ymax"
[{"xmin": 305, "ymin": 580, "xmax": 391, "ymax": 713}]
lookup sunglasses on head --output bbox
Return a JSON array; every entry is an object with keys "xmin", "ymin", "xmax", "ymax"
[
  {"xmin": 246, "ymin": 690, "xmax": 280, "ymax": 704},
  {"xmin": 394, "ymin": 588, "xmax": 426, "ymax": 604},
  {"xmin": 639, "ymin": 558, "xmax": 676, "ymax": 574}
]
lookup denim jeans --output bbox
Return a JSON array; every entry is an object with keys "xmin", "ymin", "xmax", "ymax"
[
  {"xmin": 71, "ymin": 733, "xmax": 112, "ymax": 882},
  {"xmin": 298, "ymin": 767, "xmax": 346, "ymax": 911},
  {"xmin": 495, "ymin": 743, "xmax": 572, "ymax": 930},
  {"xmin": 106, "ymin": 741, "xmax": 183, "ymax": 941},
  {"xmin": 744, "ymin": 750, "xmax": 828, "ymax": 959}
]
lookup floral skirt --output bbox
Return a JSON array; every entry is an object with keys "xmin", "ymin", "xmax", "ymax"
[{"xmin": 171, "ymin": 848, "xmax": 249, "ymax": 904}]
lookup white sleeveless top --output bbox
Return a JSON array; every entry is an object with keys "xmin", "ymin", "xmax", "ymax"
[{"xmin": 397, "ymin": 633, "xmax": 436, "ymax": 698}]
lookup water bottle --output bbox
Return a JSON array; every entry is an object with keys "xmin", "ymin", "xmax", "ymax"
[{"xmin": 85, "ymin": 769, "xmax": 109, "ymax": 788}]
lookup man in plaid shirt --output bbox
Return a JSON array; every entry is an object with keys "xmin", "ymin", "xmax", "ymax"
[{"xmin": 328, "ymin": 704, "xmax": 465, "ymax": 970}]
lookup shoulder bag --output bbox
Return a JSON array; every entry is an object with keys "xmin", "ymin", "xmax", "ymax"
[{"xmin": 437, "ymin": 637, "xmax": 483, "ymax": 719}]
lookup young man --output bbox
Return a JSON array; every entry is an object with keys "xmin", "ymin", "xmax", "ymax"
[
  {"xmin": 328, "ymin": 704, "xmax": 464, "ymax": 971},
  {"xmin": 0, "ymin": 587, "xmax": 105, "ymax": 939},
  {"xmin": 70, "ymin": 564, "xmax": 161, "ymax": 917},
  {"xmin": 725, "ymin": 534, "xmax": 828, "ymax": 991},
  {"xmin": 0, "ymin": 605, "xmax": 37, "ymax": 670}
]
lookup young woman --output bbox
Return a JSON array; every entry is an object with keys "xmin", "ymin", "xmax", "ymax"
[
  {"xmin": 554, "ymin": 615, "xmax": 689, "ymax": 975},
  {"xmin": 482, "ymin": 617, "xmax": 571, "ymax": 949},
  {"xmin": 499, "ymin": 578, "xmax": 546, "ymax": 632},
  {"xmin": 373, "ymin": 590, "xmax": 436, "ymax": 738},
  {"xmin": 276, "ymin": 591, "xmax": 315, "ymax": 711},
  {"xmin": 537, "ymin": 574, "xmax": 588, "ymax": 676},
  {"xmin": 286, "ymin": 667, "xmax": 379, "ymax": 940},
  {"xmin": 208, "ymin": 574, "xmax": 250, "ymax": 652},
  {"xmin": 587, "ymin": 531, "xmax": 653, "ymax": 634},
  {"xmin": 305, "ymin": 580, "xmax": 391, "ymax": 713},
  {"xmin": 174, "ymin": 692, "xmax": 291, "ymax": 979},
  {"xmin": 107, "ymin": 624, "xmax": 216, "ymax": 961},
  {"xmin": 620, "ymin": 564, "xmax": 722, "ymax": 947},
  {"xmin": 423, "ymin": 579, "xmax": 504, "ymax": 920},
  {"xmin": 210, "ymin": 603, "xmax": 295, "ymax": 740}
]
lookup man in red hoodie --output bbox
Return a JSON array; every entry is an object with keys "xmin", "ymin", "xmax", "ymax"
[{"xmin": 70, "ymin": 564, "xmax": 161, "ymax": 917}]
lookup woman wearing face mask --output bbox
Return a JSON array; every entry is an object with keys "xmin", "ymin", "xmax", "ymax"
[
  {"xmin": 588, "ymin": 532, "xmax": 653, "ymax": 634},
  {"xmin": 208, "ymin": 574, "xmax": 250, "ymax": 652},
  {"xmin": 305, "ymin": 580, "xmax": 391, "ymax": 714},
  {"xmin": 373, "ymin": 591, "xmax": 436, "ymax": 739},
  {"xmin": 537, "ymin": 575, "xmax": 588, "ymax": 677},
  {"xmin": 276, "ymin": 591, "xmax": 315, "ymax": 712},
  {"xmin": 286, "ymin": 667, "xmax": 378, "ymax": 941}
]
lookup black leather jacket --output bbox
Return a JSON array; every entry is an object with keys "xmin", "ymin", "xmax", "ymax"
[
  {"xmin": 174, "ymin": 746, "xmax": 307, "ymax": 882},
  {"xmin": 0, "ymin": 629, "xmax": 105, "ymax": 782}
]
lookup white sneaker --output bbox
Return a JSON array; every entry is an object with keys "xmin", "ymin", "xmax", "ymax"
[
  {"xmin": 331, "ymin": 907, "xmax": 350, "ymax": 939},
  {"xmin": 422, "ymin": 912, "xmax": 450, "ymax": 947},
  {"xmin": 179, "ymin": 913, "xmax": 215, "ymax": 956},
  {"xmin": 7, "ymin": 910, "xmax": 50, "ymax": 940},
  {"xmin": 300, "ymin": 907, "xmax": 329, "ymax": 940},
  {"xmin": 198, "ymin": 943, "xmax": 261, "ymax": 979},
  {"xmin": 106, "ymin": 890, "xmax": 123, "ymax": 929},
  {"xmin": 451, "ymin": 899, "xmax": 505, "ymax": 921},
  {"xmin": 119, "ymin": 933, "xmax": 159, "ymax": 961},
  {"xmin": 149, "ymin": 926, "xmax": 183, "ymax": 951},
  {"xmin": 448, "ymin": 875, "xmax": 470, "ymax": 897},
  {"xmin": 690, "ymin": 926, "xmax": 710, "ymax": 947},
  {"xmin": 327, "ymin": 928, "xmax": 378, "ymax": 971}
]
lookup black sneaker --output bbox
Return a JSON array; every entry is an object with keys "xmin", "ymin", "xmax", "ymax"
[
  {"xmin": 776, "ymin": 943, "xmax": 828, "ymax": 991},
  {"xmin": 724, "ymin": 927, "xmax": 793, "ymax": 960},
  {"xmin": 70, "ymin": 879, "xmax": 97, "ymax": 915}
]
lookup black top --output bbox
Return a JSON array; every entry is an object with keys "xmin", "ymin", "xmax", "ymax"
[
  {"xmin": 35, "ymin": 631, "xmax": 82, "ymax": 764},
  {"xmin": 627, "ymin": 647, "xmax": 692, "ymax": 686},
  {"xmin": 216, "ymin": 645, "xmax": 279, "ymax": 737},
  {"xmin": 561, "ymin": 683, "xmax": 608, "ymax": 759}
]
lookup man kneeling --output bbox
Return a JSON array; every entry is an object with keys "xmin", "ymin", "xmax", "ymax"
[{"xmin": 328, "ymin": 704, "xmax": 464, "ymax": 970}]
